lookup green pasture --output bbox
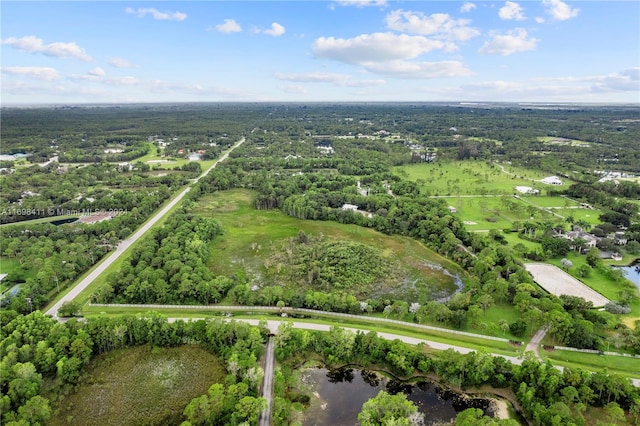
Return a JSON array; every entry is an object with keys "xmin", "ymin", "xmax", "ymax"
[
  {"xmin": 47, "ymin": 345, "xmax": 226, "ymax": 426},
  {"xmin": 135, "ymin": 142, "xmax": 220, "ymax": 170},
  {"xmin": 0, "ymin": 256, "xmax": 22, "ymax": 276},
  {"xmin": 394, "ymin": 160, "xmax": 573, "ymax": 197},
  {"xmin": 0, "ymin": 257, "xmax": 38, "ymax": 293},
  {"xmin": 500, "ymin": 232, "xmax": 540, "ymax": 251},
  {"xmin": 446, "ymin": 196, "xmax": 532, "ymax": 231},
  {"xmin": 537, "ymin": 136, "xmax": 592, "ymax": 147},
  {"xmin": 541, "ymin": 349, "xmax": 640, "ymax": 379},
  {"xmin": 520, "ymin": 196, "xmax": 579, "ymax": 208},
  {"xmin": 194, "ymin": 189, "xmax": 463, "ymax": 302}
]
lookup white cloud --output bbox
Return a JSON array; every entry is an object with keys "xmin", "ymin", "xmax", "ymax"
[
  {"xmin": 260, "ymin": 22, "xmax": 286, "ymax": 37},
  {"xmin": 125, "ymin": 7, "xmax": 187, "ymax": 21},
  {"xmin": 539, "ymin": 68, "xmax": 640, "ymax": 92},
  {"xmin": 68, "ymin": 69, "xmax": 139, "ymax": 86},
  {"xmin": 150, "ymin": 80, "xmax": 249, "ymax": 97},
  {"xmin": 281, "ymin": 85, "xmax": 308, "ymax": 94},
  {"xmin": 312, "ymin": 32, "xmax": 473, "ymax": 79},
  {"xmin": 364, "ymin": 60, "xmax": 473, "ymax": 79},
  {"xmin": 542, "ymin": 0, "xmax": 579, "ymax": 21},
  {"xmin": 333, "ymin": 0, "xmax": 387, "ymax": 7},
  {"xmin": 215, "ymin": 19, "xmax": 242, "ymax": 33},
  {"xmin": 1, "ymin": 66, "xmax": 60, "ymax": 81},
  {"xmin": 499, "ymin": 1, "xmax": 526, "ymax": 20},
  {"xmin": 274, "ymin": 72, "xmax": 351, "ymax": 84},
  {"xmin": 478, "ymin": 28, "xmax": 538, "ymax": 55},
  {"xmin": 344, "ymin": 79, "xmax": 386, "ymax": 87},
  {"xmin": 385, "ymin": 10, "xmax": 480, "ymax": 41},
  {"xmin": 313, "ymin": 32, "xmax": 445, "ymax": 64},
  {"xmin": 109, "ymin": 57, "xmax": 135, "ymax": 68},
  {"xmin": 460, "ymin": 2, "xmax": 477, "ymax": 13},
  {"xmin": 535, "ymin": 17, "xmax": 546, "ymax": 23},
  {"xmin": 273, "ymin": 72, "xmax": 386, "ymax": 86},
  {"xmin": 1, "ymin": 35, "xmax": 92, "ymax": 62},
  {"xmin": 89, "ymin": 67, "xmax": 106, "ymax": 77}
]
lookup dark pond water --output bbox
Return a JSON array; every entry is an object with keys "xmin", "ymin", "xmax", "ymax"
[
  {"xmin": 300, "ymin": 368, "xmax": 497, "ymax": 426},
  {"xmin": 52, "ymin": 217, "xmax": 79, "ymax": 226}
]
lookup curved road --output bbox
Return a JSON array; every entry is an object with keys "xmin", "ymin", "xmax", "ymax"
[{"xmin": 45, "ymin": 137, "xmax": 245, "ymax": 319}]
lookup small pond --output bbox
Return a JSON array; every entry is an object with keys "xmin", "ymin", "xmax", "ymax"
[
  {"xmin": 300, "ymin": 368, "xmax": 500, "ymax": 426},
  {"xmin": 616, "ymin": 259, "xmax": 640, "ymax": 290}
]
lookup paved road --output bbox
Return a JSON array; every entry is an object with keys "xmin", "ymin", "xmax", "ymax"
[
  {"xmin": 167, "ymin": 318, "xmax": 640, "ymax": 388},
  {"xmin": 525, "ymin": 325, "xmax": 549, "ymax": 360},
  {"xmin": 45, "ymin": 138, "xmax": 245, "ymax": 319},
  {"xmin": 258, "ymin": 336, "xmax": 276, "ymax": 426}
]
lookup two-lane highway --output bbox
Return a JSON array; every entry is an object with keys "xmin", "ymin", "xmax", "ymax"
[{"xmin": 45, "ymin": 137, "xmax": 245, "ymax": 319}]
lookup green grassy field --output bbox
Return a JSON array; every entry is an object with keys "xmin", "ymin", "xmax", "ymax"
[
  {"xmin": 135, "ymin": 143, "xmax": 220, "ymax": 171},
  {"xmin": 0, "ymin": 256, "xmax": 22, "ymax": 276},
  {"xmin": 537, "ymin": 136, "xmax": 592, "ymax": 147},
  {"xmin": 541, "ymin": 348, "xmax": 640, "ymax": 379},
  {"xmin": 0, "ymin": 257, "xmax": 34, "ymax": 293},
  {"xmin": 195, "ymin": 189, "xmax": 464, "ymax": 302},
  {"xmin": 394, "ymin": 160, "xmax": 573, "ymax": 197},
  {"xmin": 48, "ymin": 345, "xmax": 226, "ymax": 426}
]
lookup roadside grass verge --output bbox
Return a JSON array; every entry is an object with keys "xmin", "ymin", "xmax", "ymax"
[
  {"xmin": 541, "ymin": 348, "xmax": 640, "ymax": 379},
  {"xmin": 47, "ymin": 345, "xmax": 226, "ymax": 426}
]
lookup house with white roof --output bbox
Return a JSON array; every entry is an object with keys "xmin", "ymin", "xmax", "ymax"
[{"xmin": 541, "ymin": 176, "xmax": 563, "ymax": 185}]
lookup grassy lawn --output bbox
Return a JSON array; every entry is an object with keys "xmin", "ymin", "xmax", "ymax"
[
  {"xmin": 394, "ymin": 160, "xmax": 576, "ymax": 197},
  {"xmin": 47, "ymin": 345, "xmax": 226, "ymax": 426},
  {"xmin": 537, "ymin": 136, "xmax": 592, "ymax": 147},
  {"xmin": 520, "ymin": 195, "xmax": 580, "ymax": 208},
  {"xmin": 0, "ymin": 256, "xmax": 22, "ymax": 276},
  {"xmin": 541, "ymin": 348, "xmax": 640, "ymax": 379},
  {"xmin": 0, "ymin": 257, "xmax": 35, "ymax": 293},
  {"xmin": 195, "ymin": 189, "xmax": 464, "ymax": 302},
  {"xmin": 500, "ymin": 232, "xmax": 540, "ymax": 250},
  {"xmin": 446, "ymin": 197, "xmax": 515, "ymax": 231},
  {"xmin": 135, "ymin": 143, "xmax": 220, "ymax": 171}
]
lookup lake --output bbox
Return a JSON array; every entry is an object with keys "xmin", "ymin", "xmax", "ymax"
[{"xmin": 300, "ymin": 368, "xmax": 500, "ymax": 426}]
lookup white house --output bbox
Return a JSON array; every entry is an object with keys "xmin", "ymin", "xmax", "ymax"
[
  {"xmin": 541, "ymin": 176, "xmax": 563, "ymax": 185},
  {"xmin": 341, "ymin": 203, "xmax": 359, "ymax": 212}
]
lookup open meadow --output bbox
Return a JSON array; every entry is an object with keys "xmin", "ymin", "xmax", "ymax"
[
  {"xmin": 394, "ymin": 160, "xmax": 573, "ymax": 196},
  {"xmin": 193, "ymin": 189, "xmax": 464, "ymax": 303},
  {"xmin": 48, "ymin": 345, "xmax": 226, "ymax": 426}
]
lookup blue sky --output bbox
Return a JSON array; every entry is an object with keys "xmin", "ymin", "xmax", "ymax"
[{"xmin": 1, "ymin": 1, "xmax": 638, "ymax": 104}]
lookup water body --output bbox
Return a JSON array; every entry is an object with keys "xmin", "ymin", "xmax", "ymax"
[
  {"xmin": 617, "ymin": 259, "xmax": 640, "ymax": 290},
  {"xmin": 300, "ymin": 368, "xmax": 496, "ymax": 426}
]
